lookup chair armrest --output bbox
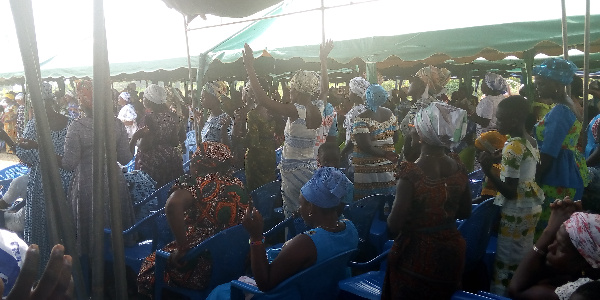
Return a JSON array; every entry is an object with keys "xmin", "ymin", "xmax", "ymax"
[
  {"xmin": 348, "ymin": 249, "xmax": 390, "ymax": 270},
  {"xmin": 153, "ymin": 250, "xmax": 170, "ymax": 299}
]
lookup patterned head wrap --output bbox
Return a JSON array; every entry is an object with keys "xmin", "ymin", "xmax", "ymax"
[
  {"xmin": 415, "ymin": 102, "xmax": 467, "ymax": 149},
  {"xmin": 415, "ymin": 66, "xmax": 451, "ymax": 95},
  {"xmin": 242, "ymin": 80, "xmax": 254, "ymax": 98},
  {"xmin": 301, "ymin": 167, "xmax": 352, "ymax": 209},
  {"xmin": 119, "ymin": 92, "xmax": 131, "ymax": 103},
  {"xmin": 3, "ymin": 93, "xmax": 14, "ymax": 100},
  {"xmin": 365, "ymin": 84, "xmax": 388, "ymax": 112},
  {"xmin": 41, "ymin": 82, "xmax": 54, "ymax": 102},
  {"xmin": 533, "ymin": 58, "xmax": 578, "ymax": 86},
  {"xmin": 64, "ymin": 89, "xmax": 76, "ymax": 98},
  {"xmin": 191, "ymin": 141, "xmax": 233, "ymax": 170},
  {"xmin": 203, "ymin": 81, "xmax": 228, "ymax": 99},
  {"xmin": 564, "ymin": 212, "xmax": 600, "ymax": 269},
  {"xmin": 76, "ymin": 80, "xmax": 93, "ymax": 101},
  {"xmin": 14, "ymin": 93, "xmax": 24, "ymax": 101},
  {"xmin": 349, "ymin": 77, "xmax": 370, "ymax": 99},
  {"xmin": 144, "ymin": 84, "xmax": 167, "ymax": 104},
  {"xmin": 475, "ymin": 131, "xmax": 508, "ymax": 152},
  {"xmin": 289, "ymin": 70, "xmax": 321, "ymax": 96},
  {"xmin": 485, "ymin": 73, "xmax": 509, "ymax": 93}
]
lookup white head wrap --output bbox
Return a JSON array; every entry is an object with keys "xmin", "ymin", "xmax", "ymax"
[
  {"xmin": 119, "ymin": 92, "xmax": 131, "ymax": 102},
  {"xmin": 289, "ymin": 70, "xmax": 320, "ymax": 96},
  {"xmin": 564, "ymin": 212, "xmax": 600, "ymax": 269},
  {"xmin": 15, "ymin": 93, "xmax": 24, "ymax": 100},
  {"xmin": 415, "ymin": 102, "xmax": 467, "ymax": 149},
  {"xmin": 144, "ymin": 84, "xmax": 167, "ymax": 104},
  {"xmin": 349, "ymin": 77, "xmax": 370, "ymax": 99}
]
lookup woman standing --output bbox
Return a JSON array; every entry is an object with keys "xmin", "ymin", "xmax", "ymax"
[
  {"xmin": 351, "ymin": 84, "xmax": 398, "ymax": 201},
  {"xmin": 242, "ymin": 42, "xmax": 331, "ymax": 217},
  {"xmin": 15, "ymin": 82, "xmax": 72, "ymax": 268},
  {"xmin": 532, "ymin": 58, "xmax": 589, "ymax": 237},
  {"xmin": 130, "ymin": 84, "xmax": 185, "ymax": 187},
  {"xmin": 61, "ymin": 80, "xmax": 136, "ymax": 260},
  {"xmin": 383, "ymin": 102, "xmax": 471, "ymax": 299},
  {"xmin": 137, "ymin": 141, "xmax": 249, "ymax": 296},
  {"xmin": 117, "ymin": 91, "xmax": 138, "ymax": 139},
  {"xmin": 199, "ymin": 81, "xmax": 232, "ymax": 146}
]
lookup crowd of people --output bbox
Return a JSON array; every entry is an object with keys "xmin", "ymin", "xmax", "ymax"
[{"xmin": 0, "ymin": 40, "xmax": 600, "ymax": 300}]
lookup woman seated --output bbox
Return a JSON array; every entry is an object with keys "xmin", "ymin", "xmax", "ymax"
[
  {"xmin": 207, "ymin": 167, "xmax": 359, "ymax": 299},
  {"xmin": 383, "ymin": 102, "xmax": 472, "ymax": 299},
  {"xmin": 137, "ymin": 141, "xmax": 249, "ymax": 298},
  {"xmin": 508, "ymin": 198, "xmax": 600, "ymax": 300}
]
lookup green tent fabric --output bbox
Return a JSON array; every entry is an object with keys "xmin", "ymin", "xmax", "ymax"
[{"xmin": 202, "ymin": 0, "xmax": 600, "ymax": 79}]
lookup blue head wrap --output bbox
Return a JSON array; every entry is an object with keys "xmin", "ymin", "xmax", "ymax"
[
  {"xmin": 533, "ymin": 58, "xmax": 578, "ymax": 86},
  {"xmin": 365, "ymin": 84, "xmax": 388, "ymax": 112},
  {"xmin": 301, "ymin": 167, "xmax": 352, "ymax": 208}
]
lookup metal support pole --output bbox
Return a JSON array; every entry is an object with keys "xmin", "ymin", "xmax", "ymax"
[
  {"xmin": 583, "ymin": 0, "xmax": 591, "ymax": 125},
  {"xmin": 9, "ymin": 0, "xmax": 86, "ymax": 299},
  {"xmin": 183, "ymin": 15, "xmax": 195, "ymax": 126},
  {"xmin": 561, "ymin": 0, "xmax": 571, "ymax": 97},
  {"xmin": 321, "ymin": 0, "xmax": 326, "ymax": 45}
]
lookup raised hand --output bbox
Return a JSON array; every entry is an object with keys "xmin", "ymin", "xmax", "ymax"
[
  {"xmin": 320, "ymin": 39, "xmax": 334, "ymax": 59},
  {"xmin": 242, "ymin": 43, "xmax": 255, "ymax": 68},
  {"xmin": 242, "ymin": 207, "xmax": 264, "ymax": 241}
]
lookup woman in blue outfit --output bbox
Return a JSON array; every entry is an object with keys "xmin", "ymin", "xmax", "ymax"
[
  {"xmin": 207, "ymin": 167, "xmax": 359, "ymax": 299},
  {"xmin": 532, "ymin": 58, "xmax": 589, "ymax": 238}
]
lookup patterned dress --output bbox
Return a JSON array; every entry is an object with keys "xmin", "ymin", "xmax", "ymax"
[
  {"xmin": 491, "ymin": 137, "xmax": 544, "ymax": 295},
  {"xmin": 201, "ymin": 113, "xmax": 231, "ymax": 144},
  {"xmin": 279, "ymin": 104, "xmax": 318, "ymax": 217},
  {"xmin": 61, "ymin": 116, "xmax": 136, "ymax": 256},
  {"xmin": 135, "ymin": 112, "xmax": 184, "ymax": 188},
  {"xmin": 382, "ymin": 155, "xmax": 468, "ymax": 299},
  {"xmin": 137, "ymin": 172, "xmax": 249, "ymax": 297},
  {"xmin": 3, "ymin": 104, "xmax": 17, "ymax": 153},
  {"xmin": 244, "ymin": 109, "xmax": 277, "ymax": 192},
  {"xmin": 16, "ymin": 105, "xmax": 25, "ymax": 138},
  {"xmin": 351, "ymin": 114, "xmax": 398, "ymax": 201},
  {"xmin": 15, "ymin": 118, "xmax": 73, "ymax": 269},
  {"xmin": 534, "ymin": 104, "xmax": 589, "ymax": 237}
]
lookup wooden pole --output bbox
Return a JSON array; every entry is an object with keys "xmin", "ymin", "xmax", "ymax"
[
  {"xmin": 583, "ymin": 0, "xmax": 591, "ymax": 125},
  {"xmin": 9, "ymin": 0, "xmax": 87, "ymax": 299},
  {"xmin": 92, "ymin": 0, "xmax": 128, "ymax": 299}
]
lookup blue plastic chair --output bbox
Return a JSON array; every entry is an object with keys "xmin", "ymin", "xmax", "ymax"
[
  {"xmin": 250, "ymin": 180, "xmax": 283, "ymax": 224},
  {"xmin": 133, "ymin": 180, "xmax": 175, "ymax": 221},
  {"xmin": 452, "ymin": 290, "xmax": 498, "ymax": 299},
  {"xmin": 0, "ymin": 178, "xmax": 13, "ymax": 195},
  {"xmin": 458, "ymin": 198, "xmax": 500, "ymax": 272},
  {"xmin": 182, "ymin": 159, "xmax": 191, "ymax": 174},
  {"xmin": 182, "ymin": 130, "xmax": 196, "ymax": 163},
  {"xmin": 476, "ymin": 291, "xmax": 512, "ymax": 300},
  {"xmin": 338, "ymin": 240, "xmax": 393, "ymax": 300},
  {"xmin": 343, "ymin": 194, "xmax": 393, "ymax": 259},
  {"xmin": 0, "ymin": 164, "xmax": 29, "ymax": 180},
  {"xmin": 229, "ymin": 249, "xmax": 357, "ymax": 300},
  {"xmin": 125, "ymin": 155, "xmax": 136, "ymax": 173},
  {"xmin": 468, "ymin": 169, "xmax": 485, "ymax": 199},
  {"xmin": 104, "ymin": 207, "xmax": 173, "ymax": 272},
  {"xmin": 154, "ymin": 225, "xmax": 250, "ymax": 300}
]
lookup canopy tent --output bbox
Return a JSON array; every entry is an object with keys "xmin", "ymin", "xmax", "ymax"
[
  {"xmin": 196, "ymin": 0, "xmax": 600, "ymax": 83},
  {"xmin": 162, "ymin": 0, "xmax": 282, "ymax": 18}
]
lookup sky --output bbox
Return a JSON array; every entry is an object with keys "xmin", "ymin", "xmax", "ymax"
[{"xmin": 0, "ymin": 0, "xmax": 598, "ymax": 75}]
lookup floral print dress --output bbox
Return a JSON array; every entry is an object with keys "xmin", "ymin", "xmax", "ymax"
[{"xmin": 491, "ymin": 137, "xmax": 544, "ymax": 295}]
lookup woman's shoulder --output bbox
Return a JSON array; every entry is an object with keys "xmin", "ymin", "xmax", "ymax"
[{"xmin": 397, "ymin": 161, "xmax": 422, "ymax": 181}]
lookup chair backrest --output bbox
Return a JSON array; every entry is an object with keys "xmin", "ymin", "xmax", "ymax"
[
  {"xmin": 125, "ymin": 155, "xmax": 136, "ymax": 173},
  {"xmin": 152, "ymin": 210, "xmax": 173, "ymax": 251},
  {"xmin": 343, "ymin": 194, "xmax": 391, "ymax": 242},
  {"xmin": 232, "ymin": 169, "xmax": 246, "ymax": 184},
  {"xmin": 256, "ymin": 249, "xmax": 357, "ymax": 300},
  {"xmin": 0, "ymin": 164, "xmax": 29, "ymax": 181},
  {"xmin": 250, "ymin": 180, "xmax": 282, "ymax": 221},
  {"xmin": 0, "ymin": 178, "xmax": 13, "ymax": 196},
  {"xmin": 458, "ymin": 198, "xmax": 499, "ymax": 271},
  {"xmin": 183, "ymin": 159, "xmax": 191, "ymax": 174},
  {"xmin": 133, "ymin": 179, "xmax": 175, "ymax": 215},
  {"xmin": 468, "ymin": 169, "xmax": 484, "ymax": 199},
  {"xmin": 185, "ymin": 224, "xmax": 250, "ymax": 290}
]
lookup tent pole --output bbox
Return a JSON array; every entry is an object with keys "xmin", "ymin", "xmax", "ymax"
[
  {"xmin": 9, "ymin": 1, "xmax": 87, "ymax": 299},
  {"xmin": 583, "ymin": 0, "xmax": 591, "ymax": 125},
  {"xmin": 561, "ymin": 0, "xmax": 571, "ymax": 97},
  {"xmin": 92, "ymin": 0, "xmax": 128, "ymax": 299},
  {"xmin": 183, "ymin": 15, "xmax": 195, "ymax": 113},
  {"xmin": 321, "ymin": 0, "xmax": 325, "ymax": 44}
]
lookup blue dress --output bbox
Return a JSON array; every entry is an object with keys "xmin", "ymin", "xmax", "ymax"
[{"xmin": 585, "ymin": 114, "xmax": 600, "ymax": 158}]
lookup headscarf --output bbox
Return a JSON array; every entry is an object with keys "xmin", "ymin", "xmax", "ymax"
[
  {"xmin": 365, "ymin": 84, "xmax": 388, "ymax": 112},
  {"xmin": 203, "ymin": 81, "xmax": 228, "ymax": 99},
  {"xmin": 533, "ymin": 57, "xmax": 578, "ymax": 86},
  {"xmin": 64, "ymin": 89, "xmax": 76, "ymax": 98},
  {"xmin": 349, "ymin": 77, "xmax": 370, "ymax": 99},
  {"xmin": 191, "ymin": 141, "xmax": 233, "ymax": 170},
  {"xmin": 485, "ymin": 73, "xmax": 509, "ymax": 93},
  {"xmin": 564, "ymin": 212, "xmax": 600, "ymax": 269},
  {"xmin": 414, "ymin": 102, "xmax": 468, "ymax": 149},
  {"xmin": 119, "ymin": 92, "xmax": 131, "ymax": 103},
  {"xmin": 144, "ymin": 84, "xmax": 166, "ymax": 104},
  {"xmin": 289, "ymin": 70, "xmax": 320, "ymax": 96},
  {"xmin": 0, "ymin": 229, "xmax": 29, "ymax": 297},
  {"xmin": 3, "ymin": 93, "xmax": 14, "ymax": 100},
  {"xmin": 76, "ymin": 80, "xmax": 93, "ymax": 101},
  {"xmin": 301, "ymin": 167, "xmax": 352, "ymax": 209},
  {"xmin": 475, "ymin": 131, "xmax": 508, "ymax": 152},
  {"xmin": 41, "ymin": 82, "xmax": 54, "ymax": 102},
  {"xmin": 415, "ymin": 66, "xmax": 451, "ymax": 96},
  {"xmin": 14, "ymin": 93, "xmax": 24, "ymax": 101}
]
